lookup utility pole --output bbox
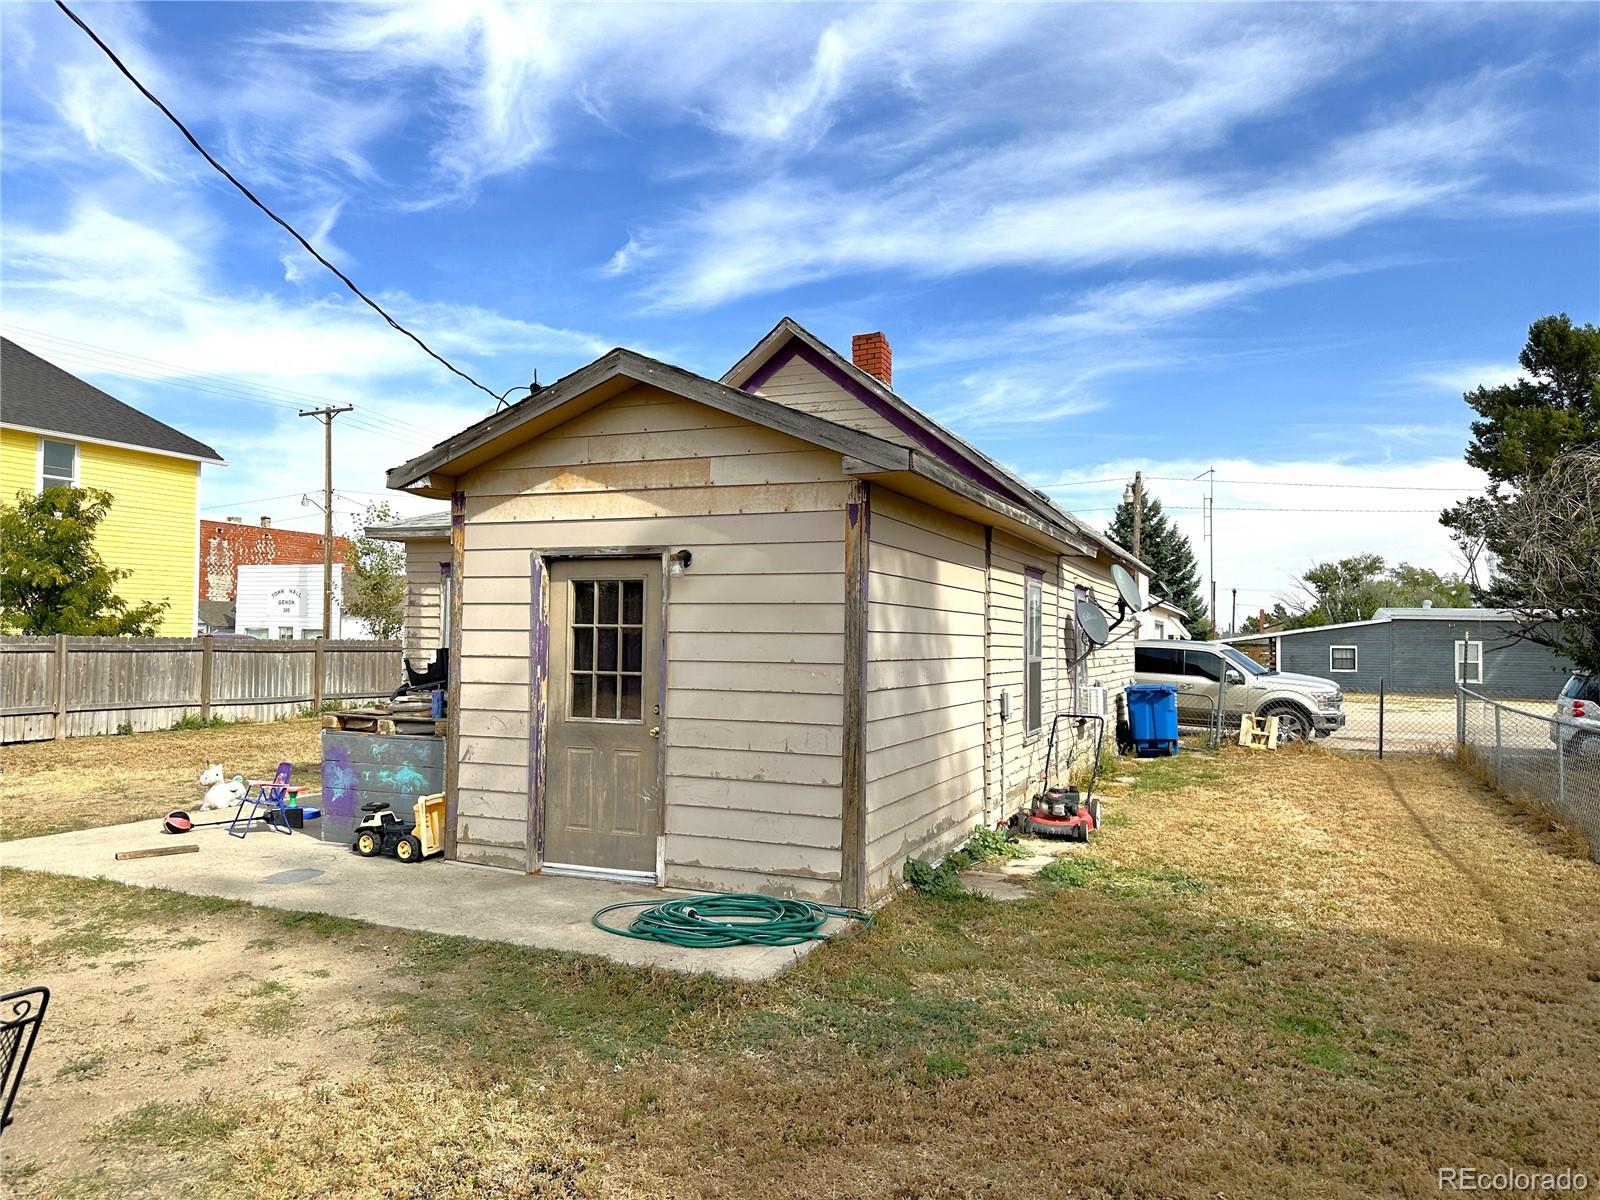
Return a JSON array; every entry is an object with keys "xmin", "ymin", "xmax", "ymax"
[
  {"xmin": 1194, "ymin": 466, "xmax": 1216, "ymax": 636},
  {"xmin": 299, "ymin": 405, "xmax": 353, "ymax": 639},
  {"xmin": 1128, "ymin": 470, "xmax": 1144, "ymax": 561}
]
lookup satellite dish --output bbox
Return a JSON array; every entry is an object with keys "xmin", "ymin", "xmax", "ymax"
[
  {"xmin": 1076, "ymin": 596, "xmax": 1111, "ymax": 647},
  {"xmin": 1111, "ymin": 564, "xmax": 1142, "ymax": 614}
]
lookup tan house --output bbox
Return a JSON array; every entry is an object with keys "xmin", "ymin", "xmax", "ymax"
[{"xmin": 382, "ymin": 319, "xmax": 1147, "ymax": 907}]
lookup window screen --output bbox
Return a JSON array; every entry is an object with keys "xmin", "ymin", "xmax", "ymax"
[
  {"xmin": 41, "ymin": 440, "xmax": 76, "ymax": 489},
  {"xmin": 1025, "ymin": 574, "xmax": 1043, "ymax": 734},
  {"xmin": 570, "ymin": 578, "xmax": 645, "ymax": 721},
  {"xmin": 1330, "ymin": 646, "xmax": 1357, "ymax": 672}
]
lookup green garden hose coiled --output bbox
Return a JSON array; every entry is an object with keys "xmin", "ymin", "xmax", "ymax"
[{"xmin": 592, "ymin": 892, "xmax": 872, "ymax": 948}]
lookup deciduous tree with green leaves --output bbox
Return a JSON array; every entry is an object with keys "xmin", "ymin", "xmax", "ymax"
[
  {"xmin": 0, "ymin": 487, "xmax": 168, "ymax": 635},
  {"xmin": 342, "ymin": 502, "xmax": 407, "ymax": 642},
  {"xmin": 1282, "ymin": 555, "xmax": 1470, "ymax": 628},
  {"xmin": 1105, "ymin": 493, "xmax": 1209, "ymax": 636}
]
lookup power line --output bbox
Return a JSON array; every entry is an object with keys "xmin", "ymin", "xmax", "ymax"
[
  {"xmin": 1, "ymin": 327, "xmax": 434, "ymax": 448},
  {"xmin": 1, "ymin": 324, "xmax": 439, "ymax": 441},
  {"xmin": 1069, "ymin": 505, "xmax": 1445, "ymax": 514},
  {"xmin": 54, "ymin": 0, "xmax": 528, "ymax": 407},
  {"xmin": 1043, "ymin": 477, "xmax": 1473, "ymax": 493}
]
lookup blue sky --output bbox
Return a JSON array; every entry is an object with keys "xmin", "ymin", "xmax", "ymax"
[{"xmin": 2, "ymin": 1, "xmax": 1596, "ymax": 618}]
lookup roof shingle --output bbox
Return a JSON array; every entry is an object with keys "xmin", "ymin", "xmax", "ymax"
[{"xmin": 1, "ymin": 337, "xmax": 224, "ymax": 463}]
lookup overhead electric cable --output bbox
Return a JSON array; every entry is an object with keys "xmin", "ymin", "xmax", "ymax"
[{"xmin": 54, "ymin": 0, "xmax": 528, "ymax": 406}]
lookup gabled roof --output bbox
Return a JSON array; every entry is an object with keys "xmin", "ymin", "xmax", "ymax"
[
  {"xmin": 723, "ymin": 318, "xmax": 1143, "ymax": 572},
  {"xmin": 1, "ymin": 337, "xmax": 224, "ymax": 464},
  {"xmin": 385, "ymin": 332, "xmax": 1149, "ymax": 566}
]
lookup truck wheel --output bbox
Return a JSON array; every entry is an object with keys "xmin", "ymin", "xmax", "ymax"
[
  {"xmin": 1267, "ymin": 706, "xmax": 1312, "ymax": 744},
  {"xmin": 396, "ymin": 834, "xmax": 422, "ymax": 863},
  {"xmin": 354, "ymin": 829, "xmax": 381, "ymax": 857}
]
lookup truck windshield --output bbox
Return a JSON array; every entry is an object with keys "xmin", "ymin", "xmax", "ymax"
[{"xmin": 1219, "ymin": 645, "xmax": 1271, "ymax": 677}]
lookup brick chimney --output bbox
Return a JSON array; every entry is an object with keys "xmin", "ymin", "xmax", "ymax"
[{"xmin": 852, "ymin": 332, "xmax": 891, "ymax": 387}]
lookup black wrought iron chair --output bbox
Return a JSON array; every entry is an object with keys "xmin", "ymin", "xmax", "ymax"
[
  {"xmin": 391, "ymin": 648, "xmax": 449, "ymax": 700},
  {"xmin": 1, "ymin": 986, "xmax": 49, "ymax": 1137}
]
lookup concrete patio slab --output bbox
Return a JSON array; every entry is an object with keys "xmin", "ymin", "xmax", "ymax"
[{"xmin": 1, "ymin": 818, "xmax": 845, "ymax": 981}]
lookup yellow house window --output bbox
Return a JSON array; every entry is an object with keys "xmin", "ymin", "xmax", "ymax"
[{"xmin": 40, "ymin": 439, "xmax": 77, "ymax": 490}]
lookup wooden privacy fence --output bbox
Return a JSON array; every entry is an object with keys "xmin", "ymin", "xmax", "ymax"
[{"xmin": 0, "ymin": 637, "xmax": 403, "ymax": 744}]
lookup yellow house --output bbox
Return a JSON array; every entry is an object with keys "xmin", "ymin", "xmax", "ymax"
[{"xmin": 1, "ymin": 337, "xmax": 225, "ymax": 635}]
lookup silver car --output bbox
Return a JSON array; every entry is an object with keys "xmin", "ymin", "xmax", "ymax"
[
  {"xmin": 1553, "ymin": 673, "xmax": 1600, "ymax": 758},
  {"xmin": 1132, "ymin": 640, "xmax": 1346, "ymax": 743}
]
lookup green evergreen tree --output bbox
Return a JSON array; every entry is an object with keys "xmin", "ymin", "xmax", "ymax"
[
  {"xmin": 0, "ymin": 487, "xmax": 168, "ymax": 635},
  {"xmin": 1441, "ymin": 313, "xmax": 1600, "ymax": 548},
  {"xmin": 1106, "ymin": 494, "xmax": 1209, "ymax": 635}
]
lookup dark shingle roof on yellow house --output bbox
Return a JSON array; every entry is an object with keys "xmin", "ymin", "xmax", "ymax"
[{"xmin": 0, "ymin": 337, "xmax": 224, "ymax": 464}]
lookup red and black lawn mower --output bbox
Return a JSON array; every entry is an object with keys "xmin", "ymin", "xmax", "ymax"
[{"xmin": 1021, "ymin": 710, "xmax": 1104, "ymax": 842}]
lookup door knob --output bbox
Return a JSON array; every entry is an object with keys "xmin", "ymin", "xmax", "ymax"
[{"xmin": 649, "ymin": 726, "xmax": 661, "ymax": 738}]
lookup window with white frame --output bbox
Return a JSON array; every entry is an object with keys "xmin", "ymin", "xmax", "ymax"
[
  {"xmin": 1329, "ymin": 645, "xmax": 1357, "ymax": 673},
  {"xmin": 40, "ymin": 439, "xmax": 77, "ymax": 490},
  {"xmin": 1024, "ymin": 573, "xmax": 1043, "ymax": 735},
  {"xmin": 1455, "ymin": 639, "xmax": 1483, "ymax": 684}
]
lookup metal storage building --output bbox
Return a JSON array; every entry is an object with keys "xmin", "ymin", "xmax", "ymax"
[
  {"xmin": 1230, "ymin": 606, "xmax": 1573, "ymax": 698},
  {"xmin": 379, "ymin": 318, "xmax": 1149, "ymax": 908}
]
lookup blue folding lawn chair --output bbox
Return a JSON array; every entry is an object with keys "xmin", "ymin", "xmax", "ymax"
[{"xmin": 229, "ymin": 761, "xmax": 300, "ymax": 838}]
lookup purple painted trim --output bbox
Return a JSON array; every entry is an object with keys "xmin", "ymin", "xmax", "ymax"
[
  {"xmin": 742, "ymin": 340, "xmax": 1024, "ymax": 502},
  {"xmin": 528, "ymin": 555, "xmax": 550, "ymax": 865}
]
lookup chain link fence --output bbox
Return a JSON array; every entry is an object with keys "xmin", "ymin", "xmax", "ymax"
[{"xmin": 1458, "ymin": 688, "xmax": 1600, "ymax": 862}]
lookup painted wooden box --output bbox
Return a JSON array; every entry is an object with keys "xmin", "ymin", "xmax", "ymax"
[{"xmin": 319, "ymin": 730, "xmax": 446, "ymax": 847}]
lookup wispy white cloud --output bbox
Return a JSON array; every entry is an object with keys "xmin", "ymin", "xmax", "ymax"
[
  {"xmin": 1410, "ymin": 361, "xmax": 1529, "ymax": 396},
  {"xmin": 1033, "ymin": 456, "xmax": 1487, "ymax": 616}
]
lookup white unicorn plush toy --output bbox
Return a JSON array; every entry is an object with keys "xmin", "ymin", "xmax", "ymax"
[{"xmin": 197, "ymin": 764, "xmax": 248, "ymax": 811}]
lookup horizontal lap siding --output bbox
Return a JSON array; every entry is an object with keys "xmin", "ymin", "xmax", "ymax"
[
  {"xmin": 985, "ymin": 531, "xmax": 1061, "ymax": 817},
  {"xmin": 455, "ymin": 385, "xmax": 847, "ymax": 896},
  {"xmin": 863, "ymin": 489, "xmax": 987, "ymax": 897},
  {"xmin": 751, "ymin": 355, "xmax": 912, "ymax": 448},
  {"xmin": 1061, "ymin": 556, "xmax": 1135, "ymax": 773},
  {"xmin": 403, "ymin": 540, "xmax": 450, "ymax": 666}
]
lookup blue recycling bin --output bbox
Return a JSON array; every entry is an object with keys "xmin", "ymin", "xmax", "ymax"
[{"xmin": 1125, "ymin": 683, "xmax": 1179, "ymax": 757}]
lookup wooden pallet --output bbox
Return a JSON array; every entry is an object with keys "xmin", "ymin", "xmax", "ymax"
[
  {"xmin": 322, "ymin": 708, "xmax": 446, "ymax": 736},
  {"xmin": 1237, "ymin": 713, "xmax": 1280, "ymax": 750}
]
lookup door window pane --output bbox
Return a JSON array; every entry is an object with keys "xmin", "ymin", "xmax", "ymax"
[
  {"xmin": 1182, "ymin": 651, "xmax": 1223, "ymax": 681},
  {"xmin": 570, "ymin": 672, "xmax": 594, "ymax": 718},
  {"xmin": 569, "ymin": 576, "xmax": 646, "ymax": 722}
]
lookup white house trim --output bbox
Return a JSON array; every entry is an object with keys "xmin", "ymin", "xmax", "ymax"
[
  {"xmin": 1454, "ymin": 638, "xmax": 1484, "ymax": 684},
  {"xmin": 36, "ymin": 436, "xmax": 78, "ymax": 490},
  {"xmin": 1329, "ymin": 644, "xmax": 1358, "ymax": 673},
  {"xmin": 3, "ymin": 422, "xmax": 226, "ymax": 466}
]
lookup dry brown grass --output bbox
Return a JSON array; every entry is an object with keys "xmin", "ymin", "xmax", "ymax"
[
  {"xmin": 3, "ymin": 745, "xmax": 1597, "ymax": 1199},
  {"xmin": 0, "ymin": 718, "xmax": 323, "ymax": 841}
]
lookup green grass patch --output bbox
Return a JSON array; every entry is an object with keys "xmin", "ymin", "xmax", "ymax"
[
  {"xmin": 55, "ymin": 1054, "xmax": 106, "ymax": 1082},
  {"xmin": 98, "ymin": 1101, "xmax": 241, "ymax": 1147}
]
